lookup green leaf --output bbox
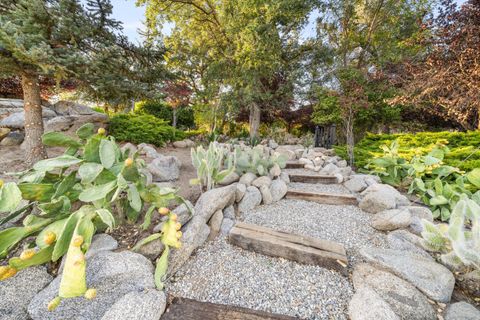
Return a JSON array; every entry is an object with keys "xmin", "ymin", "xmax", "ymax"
[
  {"xmin": 132, "ymin": 233, "xmax": 162, "ymax": 252},
  {"xmin": 76, "ymin": 123, "xmax": 95, "ymax": 139},
  {"xmin": 9, "ymin": 245, "xmax": 54, "ymax": 270},
  {"xmin": 83, "ymin": 136, "xmax": 101, "ymax": 163},
  {"xmin": 18, "ymin": 183, "xmax": 55, "ymax": 202},
  {"xmin": 42, "ymin": 132, "xmax": 82, "ymax": 148},
  {"xmin": 33, "ymin": 155, "xmax": 82, "ymax": 172},
  {"xmin": 78, "ymin": 163, "xmax": 104, "ymax": 184},
  {"xmin": 430, "ymin": 195, "xmax": 449, "ymax": 206},
  {"xmin": 54, "ymin": 172, "xmax": 78, "ymax": 198},
  {"xmin": 127, "ymin": 184, "xmax": 142, "ymax": 212},
  {"xmin": 141, "ymin": 206, "xmax": 156, "ymax": 230},
  {"xmin": 52, "ymin": 210, "xmax": 85, "ymax": 261},
  {"xmin": 36, "ymin": 218, "xmax": 68, "ymax": 248},
  {"xmin": 95, "ymin": 209, "xmax": 115, "ymax": 229},
  {"xmin": 76, "ymin": 216, "xmax": 95, "ymax": 251},
  {"xmin": 0, "ymin": 182, "xmax": 22, "ymax": 212},
  {"xmin": 99, "ymin": 139, "xmax": 116, "ymax": 169},
  {"xmin": 19, "ymin": 170, "xmax": 45, "ymax": 183},
  {"xmin": 37, "ymin": 196, "xmax": 71, "ymax": 217},
  {"xmin": 0, "ymin": 227, "xmax": 28, "ymax": 258},
  {"xmin": 154, "ymin": 245, "xmax": 169, "ymax": 290},
  {"xmin": 466, "ymin": 168, "xmax": 480, "ymax": 189},
  {"xmin": 78, "ymin": 181, "xmax": 117, "ymax": 202}
]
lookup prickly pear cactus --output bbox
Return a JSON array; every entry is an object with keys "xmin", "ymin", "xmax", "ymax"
[{"xmin": 233, "ymin": 146, "xmax": 287, "ymax": 176}]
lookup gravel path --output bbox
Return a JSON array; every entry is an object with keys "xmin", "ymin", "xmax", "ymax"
[
  {"xmin": 167, "ymin": 237, "xmax": 353, "ymax": 320},
  {"xmin": 243, "ymin": 199, "xmax": 388, "ymax": 264},
  {"xmin": 288, "ymin": 182, "xmax": 352, "ymax": 195},
  {"xmin": 285, "ymin": 168, "xmax": 327, "ymax": 176}
]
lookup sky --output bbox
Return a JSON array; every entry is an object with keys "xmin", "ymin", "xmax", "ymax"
[{"xmin": 110, "ymin": 0, "xmax": 468, "ymax": 43}]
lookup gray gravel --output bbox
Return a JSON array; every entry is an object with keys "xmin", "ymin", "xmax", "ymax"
[
  {"xmin": 285, "ymin": 168, "xmax": 327, "ymax": 176},
  {"xmin": 167, "ymin": 237, "xmax": 353, "ymax": 320},
  {"xmin": 243, "ymin": 199, "xmax": 388, "ymax": 264},
  {"xmin": 288, "ymin": 182, "xmax": 351, "ymax": 195}
]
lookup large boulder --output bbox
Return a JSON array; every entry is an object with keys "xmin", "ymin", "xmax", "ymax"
[
  {"xmin": 0, "ymin": 108, "xmax": 56, "ymax": 129},
  {"xmin": 239, "ymin": 172, "xmax": 257, "ymax": 186},
  {"xmin": 270, "ymin": 179, "xmax": 288, "ymax": 202},
  {"xmin": 28, "ymin": 251, "xmax": 155, "ymax": 320},
  {"xmin": 44, "ymin": 116, "xmax": 74, "ymax": 132},
  {"xmin": 319, "ymin": 163, "xmax": 339, "ymax": 175},
  {"xmin": 359, "ymin": 184, "xmax": 409, "ymax": 213},
  {"xmin": 85, "ymin": 234, "xmax": 118, "ymax": 259},
  {"xmin": 147, "ymin": 155, "xmax": 181, "ymax": 181},
  {"xmin": 360, "ymin": 247, "xmax": 455, "ymax": 302},
  {"xmin": 207, "ymin": 210, "xmax": 224, "ymax": 241},
  {"xmin": 51, "ymin": 101, "xmax": 95, "ymax": 115},
  {"xmin": 444, "ymin": 302, "xmax": 480, "ymax": 320},
  {"xmin": 344, "ymin": 176, "xmax": 368, "ymax": 193},
  {"xmin": 218, "ymin": 172, "xmax": 240, "ymax": 186},
  {"xmin": 259, "ymin": 185, "xmax": 273, "ymax": 205},
  {"xmin": 235, "ymin": 183, "xmax": 247, "ymax": 202},
  {"xmin": 348, "ymin": 286, "xmax": 399, "ymax": 320},
  {"xmin": 194, "ymin": 185, "xmax": 236, "ymax": 222},
  {"xmin": 352, "ymin": 264, "xmax": 436, "ymax": 320},
  {"xmin": 252, "ymin": 176, "xmax": 272, "ymax": 188},
  {"xmin": 387, "ymin": 230, "xmax": 432, "ymax": 260},
  {"xmin": 0, "ymin": 266, "xmax": 52, "ymax": 320},
  {"xmin": 371, "ymin": 208, "xmax": 411, "ymax": 231},
  {"xmin": 101, "ymin": 289, "xmax": 166, "ymax": 320},
  {"xmin": 238, "ymin": 186, "xmax": 262, "ymax": 213}
]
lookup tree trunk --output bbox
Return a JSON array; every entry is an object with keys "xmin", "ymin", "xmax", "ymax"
[
  {"xmin": 172, "ymin": 107, "xmax": 178, "ymax": 128},
  {"xmin": 344, "ymin": 107, "xmax": 355, "ymax": 167},
  {"xmin": 21, "ymin": 72, "xmax": 47, "ymax": 166},
  {"xmin": 249, "ymin": 103, "xmax": 261, "ymax": 138}
]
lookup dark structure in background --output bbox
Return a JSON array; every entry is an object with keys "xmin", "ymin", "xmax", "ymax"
[{"xmin": 315, "ymin": 124, "xmax": 337, "ymax": 148}]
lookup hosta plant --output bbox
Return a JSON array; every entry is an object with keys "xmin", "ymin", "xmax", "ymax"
[
  {"xmin": 233, "ymin": 146, "xmax": 287, "ymax": 176},
  {"xmin": 0, "ymin": 123, "xmax": 184, "ymax": 310},
  {"xmin": 421, "ymin": 197, "xmax": 480, "ymax": 271},
  {"xmin": 190, "ymin": 142, "xmax": 234, "ymax": 191}
]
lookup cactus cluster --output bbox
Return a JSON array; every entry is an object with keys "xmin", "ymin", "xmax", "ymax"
[
  {"xmin": 190, "ymin": 142, "xmax": 234, "ymax": 191},
  {"xmin": 422, "ymin": 196, "xmax": 480, "ymax": 270},
  {"xmin": 233, "ymin": 145, "xmax": 287, "ymax": 176},
  {"xmin": 0, "ymin": 124, "xmax": 186, "ymax": 310}
]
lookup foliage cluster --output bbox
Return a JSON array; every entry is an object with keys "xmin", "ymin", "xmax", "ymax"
[
  {"xmin": 364, "ymin": 139, "xmax": 480, "ymax": 221},
  {"xmin": 233, "ymin": 146, "xmax": 288, "ymax": 176},
  {"xmin": 0, "ymin": 123, "xmax": 185, "ymax": 309},
  {"xmin": 190, "ymin": 143, "xmax": 234, "ymax": 191},
  {"xmin": 109, "ymin": 114, "xmax": 185, "ymax": 147},
  {"xmin": 335, "ymin": 131, "xmax": 480, "ymax": 171},
  {"xmin": 135, "ymin": 100, "xmax": 195, "ymax": 129}
]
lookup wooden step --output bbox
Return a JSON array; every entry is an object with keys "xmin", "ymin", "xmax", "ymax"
[
  {"xmin": 229, "ymin": 222, "xmax": 348, "ymax": 274},
  {"xmin": 286, "ymin": 189, "xmax": 358, "ymax": 205},
  {"xmin": 288, "ymin": 173, "xmax": 338, "ymax": 184},
  {"xmin": 161, "ymin": 296, "xmax": 297, "ymax": 320},
  {"xmin": 285, "ymin": 161, "xmax": 304, "ymax": 169}
]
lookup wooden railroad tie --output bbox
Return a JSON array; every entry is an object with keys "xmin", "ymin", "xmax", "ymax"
[
  {"xmin": 288, "ymin": 173, "xmax": 338, "ymax": 184},
  {"xmin": 285, "ymin": 161, "xmax": 305, "ymax": 169},
  {"xmin": 228, "ymin": 222, "xmax": 348, "ymax": 275},
  {"xmin": 286, "ymin": 189, "xmax": 358, "ymax": 206}
]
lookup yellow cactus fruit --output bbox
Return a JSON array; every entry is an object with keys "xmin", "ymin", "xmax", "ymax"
[
  {"xmin": 84, "ymin": 288, "xmax": 97, "ymax": 300},
  {"xmin": 170, "ymin": 213, "xmax": 178, "ymax": 221},
  {"xmin": 124, "ymin": 158, "xmax": 134, "ymax": 167},
  {"xmin": 97, "ymin": 127, "xmax": 106, "ymax": 135},
  {"xmin": 176, "ymin": 231, "xmax": 182, "ymax": 239},
  {"xmin": 72, "ymin": 235, "xmax": 84, "ymax": 247},
  {"xmin": 175, "ymin": 222, "xmax": 181, "ymax": 231},
  {"xmin": 20, "ymin": 248, "xmax": 36, "ymax": 260},
  {"xmin": 0, "ymin": 179, "xmax": 3, "ymax": 188},
  {"xmin": 44, "ymin": 231, "xmax": 57, "ymax": 245},
  {"xmin": 159, "ymin": 207, "xmax": 170, "ymax": 215},
  {"xmin": 0, "ymin": 267, "xmax": 17, "ymax": 280},
  {"xmin": 47, "ymin": 297, "xmax": 61, "ymax": 311},
  {"xmin": 161, "ymin": 219, "xmax": 182, "ymax": 249}
]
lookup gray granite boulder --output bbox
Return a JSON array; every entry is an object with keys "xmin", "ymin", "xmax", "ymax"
[
  {"xmin": 270, "ymin": 179, "xmax": 288, "ymax": 202},
  {"xmin": 218, "ymin": 172, "xmax": 240, "ymax": 185},
  {"xmin": 352, "ymin": 264, "xmax": 436, "ymax": 320},
  {"xmin": 85, "ymin": 234, "xmax": 118, "ymax": 259},
  {"xmin": 44, "ymin": 116, "xmax": 74, "ymax": 132},
  {"xmin": 238, "ymin": 186, "xmax": 262, "ymax": 213},
  {"xmin": 259, "ymin": 185, "xmax": 273, "ymax": 205},
  {"xmin": 207, "ymin": 210, "xmax": 224, "ymax": 241},
  {"xmin": 194, "ymin": 185, "xmax": 236, "ymax": 222},
  {"xmin": 0, "ymin": 131, "xmax": 24, "ymax": 146},
  {"xmin": 220, "ymin": 217, "xmax": 235, "ymax": 235},
  {"xmin": 101, "ymin": 289, "xmax": 166, "ymax": 320},
  {"xmin": 348, "ymin": 286, "xmax": 400, "ymax": 320},
  {"xmin": 147, "ymin": 155, "xmax": 181, "ymax": 181},
  {"xmin": 360, "ymin": 247, "xmax": 455, "ymax": 302},
  {"xmin": 252, "ymin": 176, "xmax": 272, "ymax": 188},
  {"xmin": 372, "ymin": 208, "xmax": 411, "ymax": 231},
  {"xmin": 28, "ymin": 251, "xmax": 155, "ymax": 320},
  {"xmin": 0, "ymin": 266, "xmax": 52, "ymax": 320},
  {"xmin": 387, "ymin": 230, "xmax": 432, "ymax": 260},
  {"xmin": 445, "ymin": 302, "xmax": 480, "ymax": 320},
  {"xmin": 406, "ymin": 206, "xmax": 434, "ymax": 235},
  {"xmin": 344, "ymin": 175, "xmax": 368, "ymax": 193},
  {"xmin": 235, "ymin": 183, "xmax": 247, "ymax": 202},
  {"xmin": 239, "ymin": 172, "xmax": 257, "ymax": 186}
]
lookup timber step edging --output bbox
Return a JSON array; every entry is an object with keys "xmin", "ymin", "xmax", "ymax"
[
  {"xmin": 228, "ymin": 222, "xmax": 348, "ymax": 274},
  {"xmin": 286, "ymin": 189, "xmax": 358, "ymax": 205},
  {"xmin": 288, "ymin": 173, "xmax": 338, "ymax": 184}
]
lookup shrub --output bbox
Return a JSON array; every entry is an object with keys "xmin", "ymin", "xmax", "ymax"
[
  {"xmin": 135, "ymin": 100, "xmax": 195, "ymax": 129},
  {"xmin": 335, "ymin": 131, "xmax": 480, "ymax": 171},
  {"xmin": 109, "ymin": 114, "xmax": 185, "ymax": 146}
]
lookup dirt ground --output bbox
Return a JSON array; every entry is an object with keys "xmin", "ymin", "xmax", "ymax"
[{"xmin": 0, "ymin": 144, "xmax": 200, "ymax": 203}]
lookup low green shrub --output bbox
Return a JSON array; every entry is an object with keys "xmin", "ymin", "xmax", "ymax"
[
  {"xmin": 335, "ymin": 131, "xmax": 480, "ymax": 171},
  {"xmin": 135, "ymin": 100, "xmax": 195, "ymax": 129},
  {"xmin": 109, "ymin": 114, "xmax": 185, "ymax": 146}
]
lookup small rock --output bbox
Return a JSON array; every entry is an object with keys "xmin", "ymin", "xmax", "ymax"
[
  {"xmin": 101, "ymin": 289, "xmax": 166, "ymax": 320},
  {"xmin": 360, "ymin": 247, "xmax": 455, "ymax": 302},
  {"xmin": 207, "ymin": 210, "xmax": 224, "ymax": 241},
  {"xmin": 194, "ymin": 185, "xmax": 236, "ymax": 221},
  {"xmin": 337, "ymin": 159, "xmax": 348, "ymax": 168},
  {"xmin": 348, "ymin": 286, "xmax": 400, "ymax": 320},
  {"xmin": 0, "ymin": 131, "xmax": 24, "ymax": 146},
  {"xmin": 444, "ymin": 302, "xmax": 480, "ymax": 320},
  {"xmin": 458, "ymin": 270, "xmax": 480, "ymax": 298},
  {"xmin": 269, "ymin": 164, "xmax": 281, "ymax": 177},
  {"xmin": 173, "ymin": 140, "xmax": 187, "ymax": 148},
  {"xmin": 238, "ymin": 186, "xmax": 262, "ymax": 213},
  {"xmin": 260, "ymin": 185, "xmax": 273, "ymax": 205},
  {"xmin": 299, "ymin": 158, "xmax": 313, "ymax": 166},
  {"xmin": 279, "ymin": 172, "xmax": 290, "ymax": 184},
  {"xmin": 135, "ymin": 237, "xmax": 165, "ymax": 261},
  {"xmin": 372, "ymin": 208, "xmax": 411, "ymax": 231},
  {"xmin": 235, "ymin": 183, "xmax": 247, "ymax": 202},
  {"xmin": 344, "ymin": 176, "xmax": 368, "ymax": 193},
  {"xmin": 270, "ymin": 179, "xmax": 288, "ymax": 202},
  {"xmin": 268, "ymin": 140, "xmax": 278, "ymax": 149},
  {"xmin": 0, "ymin": 127, "xmax": 11, "ymax": 140},
  {"xmin": 239, "ymin": 172, "xmax": 257, "ymax": 186},
  {"xmin": 319, "ymin": 163, "xmax": 339, "ymax": 175},
  {"xmin": 220, "ymin": 217, "xmax": 235, "ymax": 235},
  {"xmin": 218, "ymin": 172, "xmax": 240, "ymax": 185},
  {"xmin": 407, "ymin": 206, "xmax": 434, "ymax": 235},
  {"xmin": 147, "ymin": 155, "xmax": 181, "ymax": 181},
  {"xmin": 138, "ymin": 145, "xmax": 159, "ymax": 159},
  {"xmin": 223, "ymin": 205, "xmax": 235, "ymax": 220},
  {"xmin": 44, "ymin": 116, "xmax": 74, "ymax": 132},
  {"xmin": 252, "ymin": 176, "xmax": 272, "ymax": 188},
  {"xmin": 0, "ymin": 267, "xmax": 52, "ymax": 320}
]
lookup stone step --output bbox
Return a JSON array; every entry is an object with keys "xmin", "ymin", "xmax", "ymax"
[{"xmin": 286, "ymin": 189, "xmax": 358, "ymax": 205}]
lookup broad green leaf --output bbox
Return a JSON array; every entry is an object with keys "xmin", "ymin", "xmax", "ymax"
[
  {"xmin": 95, "ymin": 209, "xmax": 115, "ymax": 229},
  {"xmin": 154, "ymin": 245, "xmax": 169, "ymax": 290},
  {"xmin": 78, "ymin": 163, "xmax": 104, "ymax": 184},
  {"xmin": 76, "ymin": 123, "xmax": 95, "ymax": 139},
  {"xmin": 9, "ymin": 245, "xmax": 54, "ymax": 270},
  {"xmin": 430, "ymin": 195, "xmax": 449, "ymax": 206},
  {"xmin": 33, "ymin": 155, "xmax": 82, "ymax": 172},
  {"xmin": 78, "ymin": 180, "xmax": 117, "ymax": 202},
  {"xmin": 52, "ymin": 209, "xmax": 85, "ymax": 261},
  {"xmin": 37, "ymin": 196, "xmax": 71, "ymax": 217},
  {"xmin": 466, "ymin": 168, "xmax": 480, "ymax": 189},
  {"xmin": 0, "ymin": 227, "xmax": 28, "ymax": 258},
  {"xmin": 19, "ymin": 170, "xmax": 45, "ymax": 183},
  {"xmin": 127, "ymin": 184, "xmax": 142, "ymax": 212},
  {"xmin": 76, "ymin": 216, "xmax": 95, "ymax": 251},
  {"xmin": 99, "ymin": 139, "xmax": 116, "ymax": 169},
  {"xmin": 83, "ymin": 136, "xmax": 101, "ymax": 163},
  {"xmin": 18, "ymin": 183, "xmax": 55, "ymax": 202},
  {"xmin": 423, "ymin": 155, "xmax": 441, "ymax": 166},
  {"xmin": 54, "ymin": 172, "xmax": 78, "ymax": 198},
  {"xmin": 0, "ymin": 182, "xmax": 22, "ymax": 212},
  {"xmin": 42, "ymin": 132, "xmax": 82, "ymax": 148}
]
